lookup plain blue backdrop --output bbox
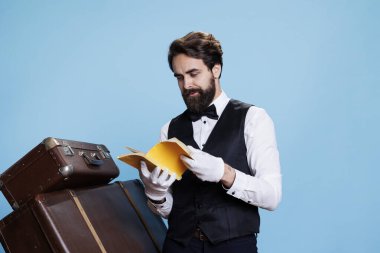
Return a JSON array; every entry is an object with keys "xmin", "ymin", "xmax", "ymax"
[{"xmin": 1, "ymin": 1, "xmax": 379, "ymax": 252}]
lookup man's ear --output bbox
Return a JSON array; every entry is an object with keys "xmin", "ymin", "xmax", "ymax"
[{"xmin": 212, "ymin": 64, "xmax": 221, "ymax": 79}]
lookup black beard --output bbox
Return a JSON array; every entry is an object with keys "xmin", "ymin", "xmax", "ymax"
[{"xmin": 181, "ymin": 78, "xmax": 216, "ymax": 113}]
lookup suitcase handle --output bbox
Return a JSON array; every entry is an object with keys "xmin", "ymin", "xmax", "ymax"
[{"xmin": 82, "ymin": 152, "xmax": 104, "ymax": 166}]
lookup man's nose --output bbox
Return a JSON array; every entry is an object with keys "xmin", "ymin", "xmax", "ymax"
[{"xmin": 183, "ymin": 76, "xmax": 193, "ymax": 89}]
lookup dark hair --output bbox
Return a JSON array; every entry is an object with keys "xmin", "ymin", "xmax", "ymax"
[{"xmin": 168, "ymin": 31, "xmax": 223, "ymax": 77}]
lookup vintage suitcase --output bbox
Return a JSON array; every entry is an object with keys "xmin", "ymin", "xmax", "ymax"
[
  {"xmin": 0, "ymin": 180, "xmax": 167, "ymax": 253},
  {"xmin": 0, "ymin": 137, "xmax": 120, "ymax": 209},
  {"xmin": 0, "ymin": 202, "xmax": 52, "ymax": 253}
]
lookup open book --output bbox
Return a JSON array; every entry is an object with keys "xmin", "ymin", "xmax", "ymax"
[{"xmin": 117, "ymin": 138, "xmax": 191, "ymax": 180}]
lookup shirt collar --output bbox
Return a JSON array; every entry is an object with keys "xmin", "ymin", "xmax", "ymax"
[{"xmin": 210, "ymin": 90, "xmax": 230, "ymax": 117}]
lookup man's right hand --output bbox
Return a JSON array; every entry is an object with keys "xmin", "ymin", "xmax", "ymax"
[{"xmin": 139, "ymin": 161, "xmax": 177, "ymax": 203}]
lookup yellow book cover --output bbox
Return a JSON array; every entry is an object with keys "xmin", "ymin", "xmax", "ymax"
[{"xmin": 117, "ymin": 138, "xmax": 191, "ymax": 180}]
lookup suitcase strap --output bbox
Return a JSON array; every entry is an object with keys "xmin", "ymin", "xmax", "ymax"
[
  {"xmin": 69, "ymin": 190, "xmax": 107, "ymax": 253},
  {"xmin": 118, "ymin": 181, "xmax": 161, "ymax": 253}
]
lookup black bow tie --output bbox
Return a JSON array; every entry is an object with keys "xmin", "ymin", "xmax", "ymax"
[{"xmin": 187, "ymin": 104, "xmax": 219, "ymax": 122}]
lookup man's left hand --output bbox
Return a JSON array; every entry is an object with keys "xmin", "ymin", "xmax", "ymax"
[{"xmin": 180, "ymin": 146, "xmax": 224, "ymax": 182}]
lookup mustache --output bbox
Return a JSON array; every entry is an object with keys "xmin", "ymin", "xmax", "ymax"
[{"xmin": 182, "ymin": 88, "xmax": 203, "ymax": 97}]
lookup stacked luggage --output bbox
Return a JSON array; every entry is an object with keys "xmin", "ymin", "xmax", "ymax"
[{"xmin": 0, "ymin": 137, "xmax": 166, "ymax": 253}]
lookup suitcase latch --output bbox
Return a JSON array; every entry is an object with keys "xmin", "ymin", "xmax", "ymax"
[
  {"xmin": 97, "ymin": 145, "xmax": 111, "ymax": 159},
  {"xmin": 62, "ymin": 145, "xmax": 75, "ymax": 156}
]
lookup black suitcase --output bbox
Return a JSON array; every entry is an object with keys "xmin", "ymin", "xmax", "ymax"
[
  {"xmin": 0, "ymin": 137, "xmax": 119, "ymax": 209},
  {"xmin": 0, "ymin": 180, "xmax": 167, "ymax": 253}
]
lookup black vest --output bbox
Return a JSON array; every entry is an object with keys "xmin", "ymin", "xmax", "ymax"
[{"xmin": 167, "ymin": 99, "xmax": 260, "ymax": 246}]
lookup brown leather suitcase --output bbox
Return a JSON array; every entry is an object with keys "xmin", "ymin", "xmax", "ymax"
[
  {"xmin": 0, "ymin": 202, "xmax": 52, "ymax": 252},
  {"xmin": 0, "ymin": 137, "xmax": 120, "ymax": 209},
  {"xmin": 0, "ymin": 180, "xmax": 167, "ymax": 253}
]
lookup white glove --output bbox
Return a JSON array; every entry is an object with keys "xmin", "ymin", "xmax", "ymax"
[
  {"xmin": 139, "ymin": 161, "xmax": 177, "ymax": 201},
  {"xmin": 180, "ymin": 146, "xmax": 225, "ymax": 182}
]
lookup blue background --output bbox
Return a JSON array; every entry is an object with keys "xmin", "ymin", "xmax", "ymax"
[{"xmin": 1, "ymin": 1, "xmax": 379, "ymax": 252}]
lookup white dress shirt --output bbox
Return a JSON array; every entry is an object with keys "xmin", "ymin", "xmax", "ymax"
[{"xmin": 148, "ymin": 91, "xmax": 282, "ymax": 218}]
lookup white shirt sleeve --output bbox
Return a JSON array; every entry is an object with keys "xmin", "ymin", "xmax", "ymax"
[
  {"xmin": 147, "ymin": 191, "xmax": 173, "ymax": 219},
  {"xmin": 160, "ymin": 121, "xmax": 170, "ymax": 142},
  {"xmin": 146, "ymin": 121, "xmax": 174, "ymax": 218},
  {"xmin": 225, "ymin": 107, "xmax": 282, "ymax": 211}
]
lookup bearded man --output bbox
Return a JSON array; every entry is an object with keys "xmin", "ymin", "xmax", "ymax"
[{"xmin": 138, "ymin": 31, "xmax": 282, "ymax": 253}]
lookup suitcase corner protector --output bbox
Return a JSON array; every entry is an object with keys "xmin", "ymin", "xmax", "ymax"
[
  {"xmin": 59, "ymin": 164, "xmax": 74, "ymax": 177},
  {"xmin": 11, "ymin": 202, "xmax": 20, "ymax": 210},
  {"xmin": 43, "ymin": 137, "xmax": 60, "ymax": 150}
]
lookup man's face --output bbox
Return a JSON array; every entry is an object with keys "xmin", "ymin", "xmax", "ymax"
[{"xmin": 172, "ymin": 54, "xmax": 217, "ymax": 113}]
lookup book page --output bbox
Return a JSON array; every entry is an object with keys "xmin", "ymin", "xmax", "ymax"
[
  {"xmin": 118, "ymin": 138, "xmax": 190, "ymax": 180},
  {"xmin": 125, "ymin": 146, "xmax": 142, "ymax": 153},
  {"xmin": 166, "ymin": 137, "xmax": 191, "ymax": 155},
  {"xmin": 117, "ymin": 153, "xmax": 156, "ymax": 172},
  {"xmin": 145, "ymin": 141, "xmax": 190, "ymax": 180}
]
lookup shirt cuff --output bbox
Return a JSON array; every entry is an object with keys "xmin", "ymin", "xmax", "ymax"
[
  {"xmin": 225, "ymin": 170, "xmax": 251, "ymax": 203},
  {"xmin": 147, "ymin": 192, "xmax": 173, "ymax": 218},
  {"xmin": 147, "ymin": 199, "xmax": 167, "ymax": 209}
]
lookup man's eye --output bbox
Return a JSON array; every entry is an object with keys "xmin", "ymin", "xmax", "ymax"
[
  {"xmin": 176, "ymin": 76, "xmax": 184, "ymax": 81},
  {"xmin": 190, "ymin": 73, "xmax": 198, "ymax": 78}
]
